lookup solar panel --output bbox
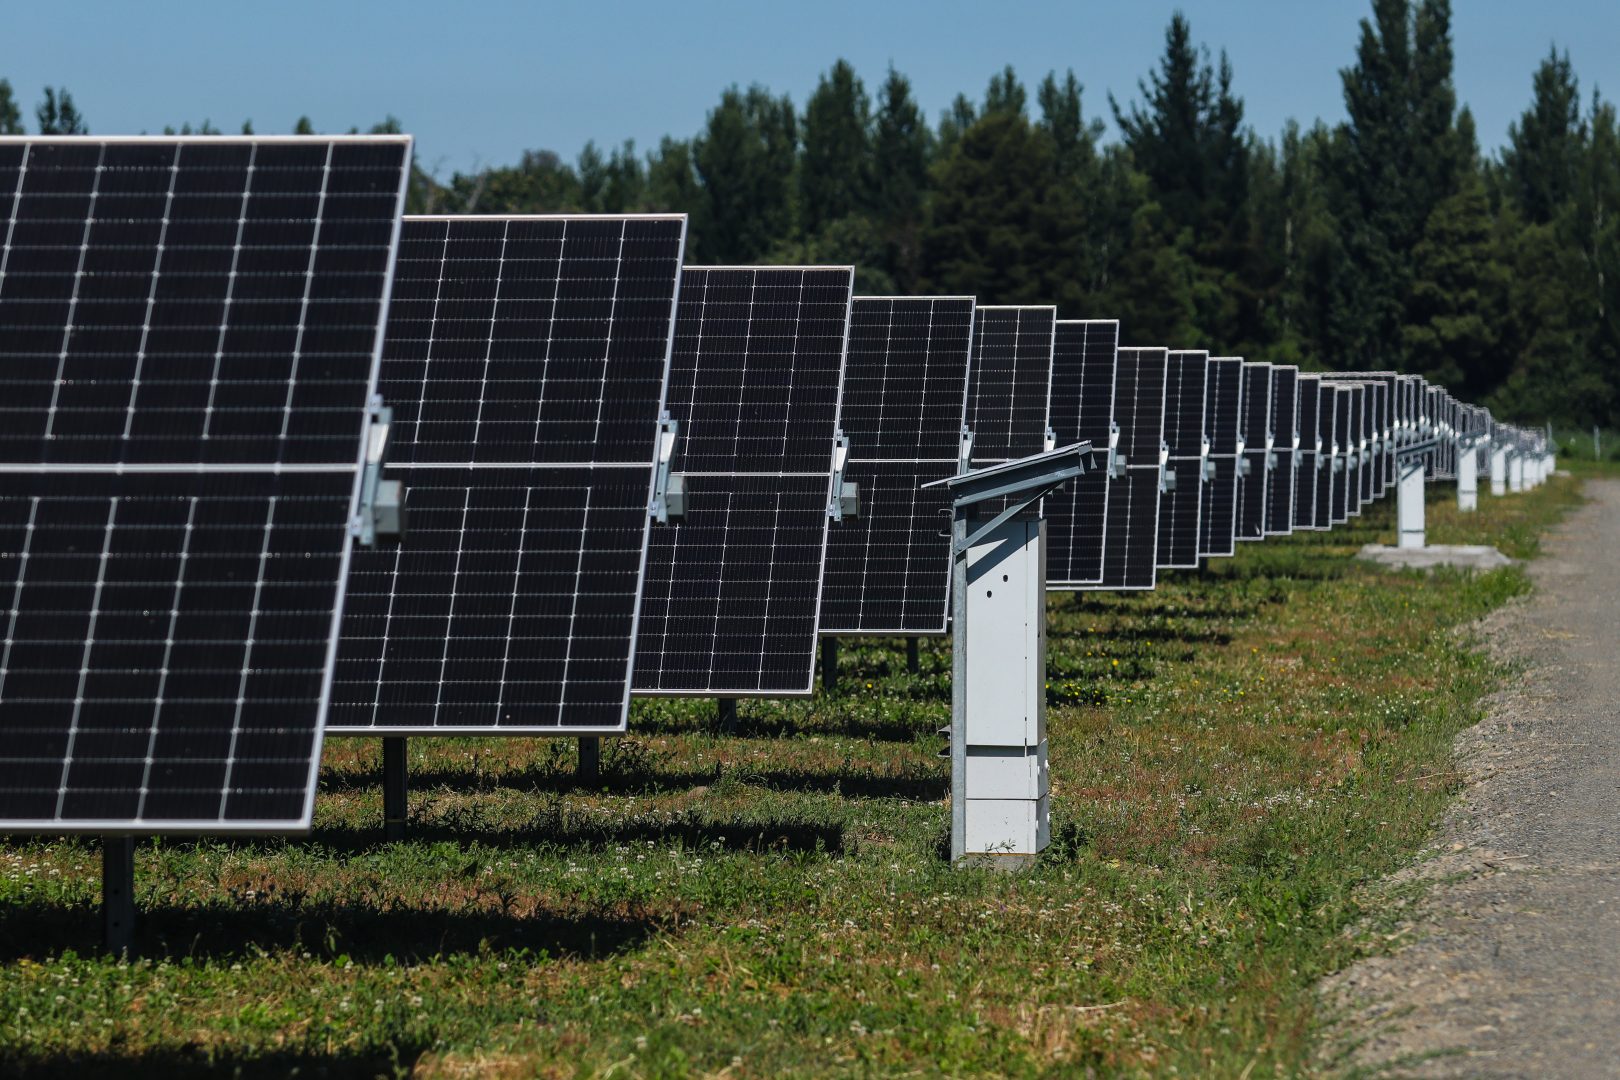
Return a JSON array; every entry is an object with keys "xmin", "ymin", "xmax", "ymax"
[
  {"xmin": 1236, "ymin": 362, "xmax": 1272, "ymax": 541},
  {"xmin": 1329, "ymin": 385, "xmax": 1351, "ymax": 524},
  {"xmin": 0, "ymin": 134, "xmax": 411, "ymax": 832},
  {"xmin": 1292, "ymin": 375, "xmax": 1323, "ymax": 530},
  {"xmin": 1311, "ymin": 379, "xmax": 1337, "ymax": 529},
  {"xmin": 1098, "ymin": 347, "xmax": 1166, "ymax": 590},
  {"xmin": 1345, "ymin": 383, "xmax": 1368, "ymax": 516},
  {"xmin": 1369, "ymin": 382, "xmax": 1390, "ymax": 498},
  {"xmin": 633, "ymin": 266, "xmax": 853, "ymax": 697},
  {"xmin": 1321, "ymin": 372, "xmax": 1398, "ymax": 498},
  {"xmin": 1264, "ymin": 366, "xmax": 1299, "ymax": 535},
  {"xmin": 329, "ymin": 214, "xmax": 687, "ymax": 736},
  {"xmin": 819, "ymin": 296, "xmax": 974, "ymax": 635},
  {"xmin": 1157, "ymin": 350, "xmax": 1208, "ymax": 569},
  {"xmin": 1198, "ymin": 357, "xmax": 1244, "ymax": 559},
  {"xmin": 1046, "ymin": 319, "xmax": 1118, "ymax": 589},
  {"xmin": 965, "ymin": 306, "xmax": 1055, "ymax": 466}
]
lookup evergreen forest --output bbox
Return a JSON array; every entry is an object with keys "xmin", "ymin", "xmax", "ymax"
[{"xmin": 3, "ymin": 0, "xmax": 1616, "ymax": 427}]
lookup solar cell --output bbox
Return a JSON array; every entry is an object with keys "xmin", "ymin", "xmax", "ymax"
[
  {"xmin": 1098, "ymin": 348, "xmax": 1166, "ymax": 590},
  {"xmin": 0, "ymin": 135, "xmax": 411, "ymax": 832},
  {"xmin": 1157, "ymin": 351, "xmax": 1208, "ymax": 569},
  {"xmin": 633, "ymin": 266, "xmax": 853, "ymax": 697},
  {"xmin": 330, "ymin": 214, "xmax": 687, "ymax": 735},
  {"xmin": 1264, "ymin": 365, "xmax": 1298, "ymax": 535},
  {"xmin": 819, "ymin": 296, "xmax": 974, "ymax": 635},
  {"xmin": 1046, "ymin": 319, "xmax": 1118, "ymax": 589},
  {"xmin": 1198, "ymin": 357, "xmax": 1244, "ymax": 559},
  {"xmin": 1236, "ymin": 362, "xmax": 1272, "ymax": 541}
]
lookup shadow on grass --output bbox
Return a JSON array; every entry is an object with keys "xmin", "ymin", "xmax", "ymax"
[
  {"xmin": 298, "ymin": 813, "xmax": 848, "ymax": 859},
  {"xmin": 323, "ymin": 762, "xmax": 722, "ymax": 797},
  {"xmin": 1, "ymin": 1045, "xmax": 432, "ymax": 1080},
  {"xmin": 630, "ymin": 709, "xmax": 938, "ymax": 741},
  {"xmin": 0, "ymin": 893, "xmax": 664, "ymax": 965}
]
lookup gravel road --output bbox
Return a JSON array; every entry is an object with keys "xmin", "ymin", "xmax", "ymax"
[{"xmin": 1324, "ymin": 478, "xmax": 1620, "ymax": 1078}]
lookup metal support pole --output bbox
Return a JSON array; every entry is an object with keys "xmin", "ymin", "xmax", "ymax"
[
  {"xmin": 577, "ymin": 737, "xmax": 600, "ymax": 783},
  {"xmin": 1490, "ymin": 447, "xmax": 1507, "ymax": 496},
  {"xmin": 906, "ymin": 636, "xmax": 920, "ymax": 675},
  {"xmin": 382, "ymin": 736, "xmax": 408, "ymax": 843},
  {"xmin": 821, "ymin": 636, "xmax": 838, "ymax": 694},
  {"xmin": 102, "ymin": 836, "xmax": 135, "ymax": 957},
  {"xmin": 716, "ymin": 697, "xmax": 738, "ymax": 733}
]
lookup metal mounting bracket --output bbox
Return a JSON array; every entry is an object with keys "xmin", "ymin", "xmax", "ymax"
[
  {"xmin": 828, "ymin": 431, "xmax": 859, "ymax": 520},
  {"xmin": 651, "ymin": 415, "xmax": 685, "ymax": 524},
  {"xmin": 354, "ymin": 397, "xmax": 401, "ymax": 546},
  {"xmin": 925, "ymin": 441, "xmax": 1093, "ymax": 552}
]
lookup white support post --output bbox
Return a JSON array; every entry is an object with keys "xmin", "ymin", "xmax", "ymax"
[
  {"xmin": 1490, "ymin": 446, "xmax": 1507, "ymax": 496},
  {"xmin": 1509, "ymin": 454, "xmax": 1525, "ymax": 492},
  {"xmin": 1398, "ymin": 458, "xmax": 1426, "ymax": 549},
  {"xmin": 1457, "ymin": 444, "xmax": 1478, "ymax": 512},
  {"xmin": 959, "ymin": 517, "xmax": 1048, "ymax": 864}
]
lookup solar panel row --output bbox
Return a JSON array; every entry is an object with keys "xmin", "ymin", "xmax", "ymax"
[{"xmin": 0, "ymin": 133, "xmax": 1516, "ymax": 846}]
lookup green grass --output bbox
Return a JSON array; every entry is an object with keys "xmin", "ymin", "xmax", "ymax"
[{"xmin": 0, "ymin": 474, "xmax": 1584, "ymax": 1078}]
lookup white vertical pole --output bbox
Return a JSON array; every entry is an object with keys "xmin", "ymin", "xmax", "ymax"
[
  {"xmin": 1398, "ymin": 459, "xmax": 1426, "ymax": 549},
  {"xmin": 1457, "ymin": 444, "xmax": 1478, "ymax": 511},
  {"xmin": 1490, "ymin": 446, "xmax": 1507, "ymax": 496},
  {"xmin": 1509, "ymin": 454, "xmax": 1524, "ymax": 492}
]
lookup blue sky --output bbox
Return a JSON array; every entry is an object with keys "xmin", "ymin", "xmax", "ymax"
[{"xmin": 5, "ymin": 1, "xmax": 1616, "ymax": 178}]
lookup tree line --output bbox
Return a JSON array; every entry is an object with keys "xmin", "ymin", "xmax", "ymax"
[{"xmin": 5, "ymin": 0, "xmax": 1617, "ymax": 426}]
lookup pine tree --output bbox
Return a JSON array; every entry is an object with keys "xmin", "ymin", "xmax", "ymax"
[
  {"xmin": 936, "ymin": 93, "xmax": 976, "ymax": 153},
  {"xmin": 1111, "ymin": 14, "xmax": 1254, "ymax": 348},
  {"xmin": 983, "ymin": 66, "xmax": 1026, "ymax": 118},
  {"xmin": 1503, "ymin": 48, "xmax": 1584, "ymax": 225},
  {"xmin": 0, "ymin": 80, "xmax": 22, "ymax": 134},
  {"xmin": 645, "ymin": 136, "xmax": 712, "ymax": 251},
  {"xmin": 869, "ymin": 67, "xmax": 932, "ymax": 292},
  {"xmin": 1036, "ymin": 70, "xmax": 1101, "ymax": 181},
  {"xmin": 921, "ymin": 110, "xmax": 1081, "ymax": 308},
  {"xmin": 35, "ymin": 87, "xmax": 86, "ymax": 134},
  {"xmin": 799, "ymin": 60, "xmax": 872, "ymax": 237},
  {"xmin": 691, "ymin": 85, "xmax": 797, "ymax": 263},
  {"xmin": 1402, "ymin": 111, "xmax": 1508, "ymax": 395}
]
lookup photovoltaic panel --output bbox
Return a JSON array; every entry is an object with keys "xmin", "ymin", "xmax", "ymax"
[
  {"xmin": 1264, "ymin": 365, "xmax": 1298, "ymax": 535},
  {"xmin": 1369, "ymin": 382, "xmax": 1390, "ymax": 498},
  {"xmin": 965, "ymin": 306, "xmax": 1055, "ymax": 466},
  {"xmin": 1322, "ymin": 372, "xmax": 1398, "ymax": 496},
  {"xmin": 819, "ymin": 296, "xmax": 975, "ymax": 635},
  {"xmin": 1329, "ymin": 385, "xmax": 1351, "ymax": 524},
  {"xmin": 634, "ymin": 266, "xmax": 853, "ymax": 697},
  {"xmin": 1356, "ymin": 385, "xmax": 1376, "ymax": 504},
  {"xmin": 1157, "ymin": 351, "xmax": 1208, "ymax": 569},
  {"xmin": 1346, "ymin": 383, "xmax": 1368, "ymax": 516},
  {"xmin": 1311, "ymin": 379, "xmax": 1337, "ymax": 529},
  {"xmin": 1292, "ymin": 375, "xmax": 1323, "ymax": 530},
  {"xmin": 1046, "ymin": 319, "xmax": 1118, "ymax": 589},
  {"xmin": 329, "ymin": 214, "xmax": 687, "ymax": 735},
  {"xmin": 1237, "ymin": 362, "xmax": 1272, "ymax": 541},
  {"xmin": 1198, "ymin": 357, "xmax": 1244, "ymax": 559},
  {"xmin": 1098, "ymin": 348, "xmax": 1166, "ymax": 590},
  {"xmin": 0, "ymin": 135, "xmax": 411, "ymax": 832}
]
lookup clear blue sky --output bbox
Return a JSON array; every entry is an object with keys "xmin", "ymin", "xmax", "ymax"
[{"xmin": 6, "ymin": 1, "xmax": 1616, "ymax": 178}]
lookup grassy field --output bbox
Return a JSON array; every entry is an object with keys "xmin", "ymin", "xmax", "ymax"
[{"xmin": 0, "ymin": 471, "xmax": 1585, "ymax": 1078}]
